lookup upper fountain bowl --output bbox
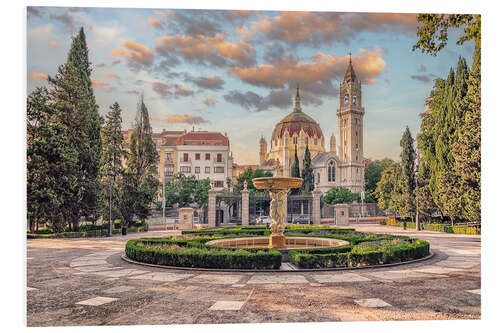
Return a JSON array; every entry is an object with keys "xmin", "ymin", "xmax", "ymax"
[{"xmin": 253, "ymin": 177, "xmax": 303, "ymax": 190}]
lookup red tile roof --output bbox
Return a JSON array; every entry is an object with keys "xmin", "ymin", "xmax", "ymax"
[{"xmin": 176, "ymin": 132, "xmax": 229, "ymax": 146}]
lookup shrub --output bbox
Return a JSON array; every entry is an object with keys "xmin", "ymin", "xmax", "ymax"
[{"xmin": 125, "ymin": 238, "xmax": 281, "ymax": 269}]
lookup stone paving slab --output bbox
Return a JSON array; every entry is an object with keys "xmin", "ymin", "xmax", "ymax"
[
  {"xmin": 364, "ymin": 270, "xmax": 432, "ymax": 281},
  {"xmin": 434, "ymin": 259, "xmax": 479, "ymax": 269},
  {"xmin": 70, "ymin": 259, "xmax": 109, "ymax": 267},
  {"xmin": 128, "ymin": 272, "xmax": 192, "ymax": 282},
  {"xmin": 413, "ymin": 266, "xmax": 458, "ymax": 274},
  {"xmin": 312, "ymin": 273, "xmax": 372, "ymax": 283},
  {"xmin": 187, "ymin": 274, "xmax": 243, "ymax": 285},
  {"xmin": 74, "ymin": 265, "xmax": 122, "ymax": 273},
  {"xmin": 354, "ymin": 298, "xmax": 392, "ymax": 308},
  {"xmin": 93, "ymin": 269, "xmax": 149, "ymax": 278},
  {"xmin": 208, "ymin": 301, "xmax": 245, "ymax": 311},
  {"xmin": 76, "ymin": 296, "xmax": 118, "ymax": 306},
  {"xmin": 104, "ymin": 286, "xmax": 136, "ymax": 294},
  {"xmin": 466, "ymin": 289, "xmax": 481, "ymax": 295},
  {"xmin": 247, "ymin": 274, "xmax": 309, "ymax": 284}
]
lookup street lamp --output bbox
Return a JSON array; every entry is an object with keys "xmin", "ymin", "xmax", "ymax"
[
  {"xmin": 107, "ymin": 168, "xmax": 115, "ymax": 237},
  {"xmin": 414, "ymin": 147, "xmax": 421, "ymax": 231}
]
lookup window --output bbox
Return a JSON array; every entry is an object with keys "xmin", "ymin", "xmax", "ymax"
[
  {"xmin": 217, "ymin": 153, "xmax": 222, "ymax": 162},
  {"xmin": 183, "ymin": 153, "xmax": 189, "ymax": 162},
  {"xmin": 353, "ymin": 95, "xmax": 357, "ymax": 105},
  {"xmin": 314, "ymin": 138, "xmax": 318, "ymax": 145},
  {"xmin": 180, "ymin": 166, "xmax": 191, "ymax": 173},
  {"xmin": 305, "ymin": 137, "xmax": 308, "ymax": 146},
  {"xmin": 205, "ymin": 153, "xmax": 210, "ymax": 160},
  {"xmin": 195, "ymin": 153, "xmax": 200, "ymax": 160},
  {"xmin": 214, "ymin": 180, "xmax": 224, "ymax": 188},
  {"xmin": 316, "ymin": 173, "xmax": 320, "ymax": 184},
  {"xmin": 195, "ymin": 167, "xmax": 200, "ymax": 174},
  {"xmin": 164, "ymin": 164, "xmax": 174, "ymax": 177},
  {"xmin": 205, "ymin": 166, "xmax": 210, "ymax": 174},
  {"xmin": 344, "ymin": 94, "xmax": 349, "ymax": 105},
  {"xmin": 293, "ymin": 137, "xmax": 297, "ymax": 145},
  {"xmin": 328, "ymin": 160, "xmax": 335, "ymax": 182},
  {"xmin": 214, "ymin": 166, "xmax": 224, "ymax": 173},
  {"xmin": 166, "ymin": 152, "xmax": 172, "ymax": 161}
]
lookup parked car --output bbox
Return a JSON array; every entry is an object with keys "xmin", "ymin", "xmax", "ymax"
[
  {"xmin": 293, "ymin": 215, "xmax": 310, "ymax": 224},
  {"xmin": 255, "ymin": 216, "xmax": 272, "ymax": 225}
]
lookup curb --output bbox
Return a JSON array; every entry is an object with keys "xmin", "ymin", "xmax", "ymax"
[{"xmin": 120, "ymin": 251, "xmax": 435, "ymax": 273}]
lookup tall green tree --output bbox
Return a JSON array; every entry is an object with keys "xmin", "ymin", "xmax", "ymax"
[
  {"xmin": 364, "ymin": 158, "xmax": 394, "ymax": 195},
  {"xmin": 100, "ymin": 102, "xmax": 125, "ymax": 221},
  {"xmin": 301, "ymin": 144, "xmax": 314, "ymax": 192},
  {"xmin": 397, "ymin": 126, "xmax": 417, "ymax": 220},
  {"xmin": 119, "ymin": 95, "xmax": 159, "ymax": 230},
  {"xmin": 413, "ymin": 14, "xmax": 481, "ymax": 56},
  {"xmin": 453, "ymin": 45, "xmax": 481, "ymax": 222},
  {"xmin": 48, "ymin": 27, "xmax": 102, "ymax": 230},
  {"xmin": 27, "ymin": 87, "xmax": 78, "ymax": 232},
  {"xmin": 291, "ymin": 145, "xmax": 300, "ymax": 178},
  {"xmin": 374, "ymin": 163, "xmax": 400, "ymax": 212}
]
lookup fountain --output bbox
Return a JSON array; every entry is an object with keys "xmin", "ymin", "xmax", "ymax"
[{"xmin": 252, "ymin": 177, "xmax": 303, "ymax": 248}]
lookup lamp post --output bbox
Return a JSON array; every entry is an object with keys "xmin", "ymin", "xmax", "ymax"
[
  {"xmin": 107, "ymin": 168, "xmax": 114, "ymax": 237},
  {"xmin": 414, "ymin": 147, "xmax": 421, "ymax": 231}
]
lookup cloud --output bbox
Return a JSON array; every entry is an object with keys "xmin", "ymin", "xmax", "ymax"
[
  {"xmin": 247, "ymin": 12, "xmax": 417, "ymax": 47},
  {"xmin": 188, "ymin": 75, "xmax": 225, "ymax": 90},
  {"xmin": 105, "ymin": 72, "xmax": 120, "ymax": 79},
  {"xmin": 110, "ymin": 40, "xmax": 154, "ymax": 71},
  {"xmin": 95, "ymin": 63, "xmax": 106, "ymax": 68},
  {"xmin": 202, "ymin": 98, "xmax": 216, "ymax": 107},
  {"xmin": 91, "ymin": 78, "xmax": 109, "ymax": 87},
  {"xmin": 417, "ymin": 64, "xmax": 427, "ymax": 72},
  {"xmin": 152, "ymin": 81, "xmax": 171, "ymax": 97},
  {"xmin": 112, "ymin": 59, "xmax": 121, "ymax": 65},
  {"xmin": 153, "ymin": 10, "xmax": 169, "ymax": 18},
  {"xmin": 29, "ymin": 72, "xmax": 48, "ymax": 80},
  {"xmin": 150, "ymin": 114, "xmax": 208, "ymax": 124},
  {"xmin": 223, "ymin": 89, "xmax": 293, "ymax": 112},
  {"xmin": 126, "ymin": 89, "xmax": 140, "ymax": 95},
  {"xmin": 410, "ymin": 74, "xmax": 435, "ymax": 83},
  {"xmin": 227, "ymin": 47, "xmax": 386, "ymax": 92},
  {"xmin": 164, "ymin": 10, "xmax": 255, "ymax": 37},
  {"xmin": 151, "ymin": 81, "xmax": 194, "ymax": 98},
  {"xmin": 174, "ymin": 85, "xmax": 194, "ymax": 97},
  {"xmin": 49, "ymin": 41, "xmax": 58, "ymax": 47},
  {"xmin": 27, "ymin": 7, "xmax": 44, "ymax": 18},
  {"xmin": 148, "ymin": 17, "xmax": 163, "ymax": 30},
  {"xmin": 155, "ymin": 34, "xmax": 256, "ymax": 68}
]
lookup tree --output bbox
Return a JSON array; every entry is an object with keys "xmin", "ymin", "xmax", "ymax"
[
  {"xmin": 413, "ymin": 14, "xmax": 481, "ymax": 56},
  {"xmin": 323, "ymin": 187, "xmax": 356, "ymax": 205},
  {"xmin": 397, "ymin": 126, "xmax": 417, "ymax": 220},
  {"xmin": 48, "ymin": 27, "xmax": 102, "ymax": 230},
  {"xmin": 291, "ymin": 145, "xmax": 300, "ymax": 178},
  {"xmin": 27, "ymin": 87, "xmax": 78, "ymax": 232},
  {"xmin": 119, "ymin": 95, "xmax": 159, "ymax": 230},
  {"xmin": 374, "ymin": 163, "xmax": 400, "ymax": 212},
  {"xmin": 453, "ymin": 45, "xmax": 481, "ymax": 222},
  {"xmin": 301, "ymin": 144, "xmax": 314, "ymax": 192},
  {"xmin": 364, "ymin": 158, "xmax": 394, "ymax": 195},
  {"xmin": 234, "ymin": 168, "xmax": 273, "ymax": 195},
  {"xmin": 100, "ymin": 102, "xmax": 125, "ymax": 221}
]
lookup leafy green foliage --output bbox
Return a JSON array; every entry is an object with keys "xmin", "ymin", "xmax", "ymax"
[
  {"xmin": 233, "ymin": 168, "xmax": 273, "ymax": 195},
  {"xmin": 364, "ymin": 158, "xmax": 394, "ymax": 195},
  {"xmin": 301, "ymin": 144, "xmax": 314, "ymax": 192},
  {"xmin": 291, "ymin": 144, "xmax": 300, "ymax": 178},
  {"xmin": 397, "ymin": 126, "xmax": 417, "ymax": 219},
  {"xmin": 323, "ymin": 187, "xmax": 357, "ymax": 205},
  {"xmin": 163, "ymin": 173, "xmax": 210, "ymax": 207},
  {"xmin": 413, "ymin": 14, "xmax": 481, "ymax": 56}
]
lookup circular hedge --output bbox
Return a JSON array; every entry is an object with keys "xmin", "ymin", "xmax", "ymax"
[{"xmin": 125, "ymin": 225, "xmax": 430, "ymax": 270}]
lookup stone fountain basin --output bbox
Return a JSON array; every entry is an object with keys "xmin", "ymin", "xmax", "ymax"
[
  {"xmin": 252, "ymin": 177, "xmax": 303, "ymax": 190},
  {"xmin": 206, "ymin": 236, "xmax": 349, "ymax": 250}
]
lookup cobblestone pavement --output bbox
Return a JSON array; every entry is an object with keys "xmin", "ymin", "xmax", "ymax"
[{"xmin": 26, "ymin": 226, "xmax": 481, "ymax": 326}]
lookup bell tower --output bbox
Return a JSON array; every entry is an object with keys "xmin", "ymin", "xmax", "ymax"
[{"xmin": 337, "ymin": 54, "xmax": 365, "ymax": 192}]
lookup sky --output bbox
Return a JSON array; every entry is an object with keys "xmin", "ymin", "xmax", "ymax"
[{"xmin": 26, "ymin": 7, "xmax": 475, "ymax": 165}]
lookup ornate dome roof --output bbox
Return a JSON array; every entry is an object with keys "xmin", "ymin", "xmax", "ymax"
[{"xmin": 271, "ymin": 87, "xmax": 324, "ymax": 141}]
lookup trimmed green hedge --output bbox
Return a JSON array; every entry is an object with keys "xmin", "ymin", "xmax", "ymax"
[
  {"xmin": 182, "ymin": 225, "xmax": 356, "ymax": 237},
  {"xmin": 27, "ymin": 225, "xmax": 148, "ymax": 239},
  {"xmin": 125, "ymin": 238, "xmax": 281, "ymax": 269},
  {"xmin": 289, "ymin": 238, "xmax": 429, "ymax": 269},
  {"xmin": 380, "ymin": 220, "xmax": 480, "ymax": 235}
]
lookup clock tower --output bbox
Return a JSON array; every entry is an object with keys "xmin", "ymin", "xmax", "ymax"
[{"xmin": 337, "ymin": 54, "xmax": 365, "ymax": 192}]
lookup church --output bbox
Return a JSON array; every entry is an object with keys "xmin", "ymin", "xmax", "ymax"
[{"xmin": 259, "ymin": 56, "xmax": 365, "ymax": 193}]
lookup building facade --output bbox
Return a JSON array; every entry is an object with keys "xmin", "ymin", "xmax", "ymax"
[{"xmin": 259, "ymin": 57, "xmax": 366, "ymax": 193}]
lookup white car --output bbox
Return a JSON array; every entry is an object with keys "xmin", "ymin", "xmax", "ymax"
[{"xmin": 255, "ymin": 216, "xmax": 272, "ymax": 225}]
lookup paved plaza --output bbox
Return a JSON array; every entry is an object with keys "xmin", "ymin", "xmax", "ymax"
[{"xmin": 26, "ymin": 225, "xmax": 481, "ymax": 326}]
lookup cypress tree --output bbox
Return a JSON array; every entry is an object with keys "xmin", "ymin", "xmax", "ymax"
[
  {"xmin": 301, "ymin": 144, "xmax": 314, "ymax": 192},
  {"xmin": 396, "ymin": 126, "xmax": 416, "ymax": 220},
  {"xmin": 291, "ymin": 144, "xmax": 300, "ymax": 178}
]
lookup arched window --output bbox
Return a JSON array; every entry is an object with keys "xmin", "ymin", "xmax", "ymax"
[
  {"xmin": 328, "ymin": 160, "xmax": 335, "ymax": 182},
  {"xmin": 305, "ymin": 137, "xmax": 308, "ymax": 146},
  {"xmin": 293, "ymin": 137, "xmax": 297, "ymax": 145},
  {"xmin": 317, "ymin": 172, "xmax": 321, "ymax": 184},
  {"xmin": 353, "ymin": 95, "xmax": 357, "ymax": 105}
]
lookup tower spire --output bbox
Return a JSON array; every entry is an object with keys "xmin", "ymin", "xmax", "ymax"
[
  {"xmin": 294, "ymin": 85, "xmax": 302, "ymax": 112},
  {"xmin": 344, "ymin": 53, "xmax": 357, "ymax": 83}
]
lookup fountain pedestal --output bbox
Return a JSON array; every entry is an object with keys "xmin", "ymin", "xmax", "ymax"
[{"xmin": 253, "ymin": 177, "xmax": 303, "ymax": 249}]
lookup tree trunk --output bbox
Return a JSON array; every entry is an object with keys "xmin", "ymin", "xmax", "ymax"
[{"xmin": 72, "ymin": 220, "xmax": 79, "ymax": 231}]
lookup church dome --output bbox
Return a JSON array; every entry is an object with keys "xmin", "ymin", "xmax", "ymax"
[{"xmin": 271, "ymin": 87, "xmax": 324, "ymax": 141}]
